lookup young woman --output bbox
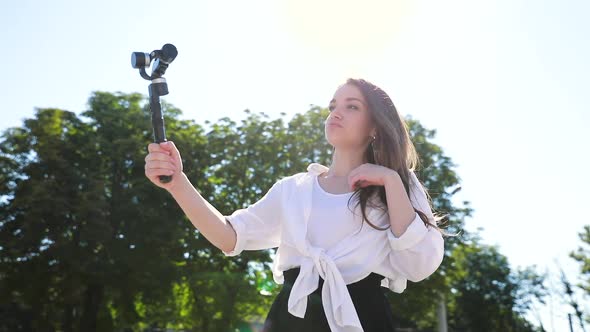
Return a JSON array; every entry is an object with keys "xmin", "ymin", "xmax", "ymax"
[{"xmin": 144, "ymin": 78, "xmax": 447, "ymax": 332}]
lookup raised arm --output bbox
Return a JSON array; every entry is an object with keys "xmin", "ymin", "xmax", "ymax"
[
  {"xmin": 144, "ymin": 141, "xmax": 237, "ymax": 253},
  {"xmin": 168, "ymin": 172, "xmax": 238, "ymax": 254},
  {"xmin": 384, "ymin": 170, "xmax": 445, "ymax": 282},
  {"xmin": 145, "ymin": 141, "xmax": 285, "ymax": 256}
]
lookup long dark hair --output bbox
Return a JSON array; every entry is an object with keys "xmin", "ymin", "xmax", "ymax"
[{"xmin": 339, "ymin": 78, "xmax": 449, "ymax": 235}]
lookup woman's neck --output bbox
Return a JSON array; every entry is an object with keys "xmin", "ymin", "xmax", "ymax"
[{"xmin": 324, "ymin": 148, "xmax": 367, "ymax": 177}]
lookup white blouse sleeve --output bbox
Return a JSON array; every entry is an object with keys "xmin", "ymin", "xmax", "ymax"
[
  {"xmin": 221, "ymin": 178, "xmax": 284, "ymax": 257},
  {"xmin": 385, "ymin": 171, "xmax": 445, "ymax": 282}
]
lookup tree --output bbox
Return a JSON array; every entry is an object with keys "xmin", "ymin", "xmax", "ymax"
[
  {"xmin": 446, "ymin": 236, "xmax": 546, "ymax": 332},
  {"xmin": 0, "ymin": 95, "xmax": 335, "ymax": 331},
  {"xmin": 0, "ymin": 93, "xmax": 194, "ymax": 331},
  {"xmin": 570, "ymin": 224, "xmax": 590, "ymax": 326}
]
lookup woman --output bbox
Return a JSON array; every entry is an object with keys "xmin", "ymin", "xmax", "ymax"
[{"xmin": 144, "ymin": 78, "xmax": 447, "ymax": 332}]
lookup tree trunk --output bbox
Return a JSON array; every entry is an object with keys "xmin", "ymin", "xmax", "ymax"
[
  {"xmin": 62, "ymin": 303, "xmax": 73, "ymax": 332},
  {"xmin": 437, "ymin": 292, "xmax": 448, "ymax": 332},
  {"xmin": 79, "ymin": 283, "xmax": 104, "ymax": 332}
]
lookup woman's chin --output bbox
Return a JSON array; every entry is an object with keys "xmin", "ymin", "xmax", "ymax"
[{"xmin": 326, "ymin": 140, "xmax": 345, "ymax": 149}]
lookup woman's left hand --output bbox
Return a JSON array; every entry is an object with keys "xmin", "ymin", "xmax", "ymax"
[{"xmin": 348, "ymin": 163, "xmax": 398, "ymax": 191}]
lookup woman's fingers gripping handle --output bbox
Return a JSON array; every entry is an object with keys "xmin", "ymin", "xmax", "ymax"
[{"xmin": 145, "ymin": 141, "xmax": 184, "ymax": 190}]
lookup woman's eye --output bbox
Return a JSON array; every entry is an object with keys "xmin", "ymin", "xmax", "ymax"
[{"xmin": 328, "ymin": 105, "xmax": 358, "ymax": 111}]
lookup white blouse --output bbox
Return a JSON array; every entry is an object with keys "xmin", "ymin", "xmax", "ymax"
[
  {"xmin": 222, "ymin": 162, "xmax": 445, "ymax": 332},
  {"xmin": 307, "ymin": 173, "xmax": 359, "ymax": 250}
]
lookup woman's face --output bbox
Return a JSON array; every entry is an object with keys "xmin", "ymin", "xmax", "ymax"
[{"xmin": 325, "ymin": 83, "xmax": 376, "ymax": 150}]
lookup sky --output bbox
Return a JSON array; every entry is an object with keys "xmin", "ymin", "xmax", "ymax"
[{"xmin": 1, "ymin": 0, "xmax": 589, "ymax": 330}]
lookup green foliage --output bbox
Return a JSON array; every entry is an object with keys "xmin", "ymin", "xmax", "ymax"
[
  {"xmin": 446, "ymin": 237, "xmax": 546, "ymax": 332},
  {"xmin": 570, "ymin": 225, "xmax": 590, "ymax": 325},
  {"xmin": 0, "ymin": 92, "xmax": 544, "ymax": 331},
  {"xmin": 571, "ymin": 225, "xmax": 590, "ymax": 293}
]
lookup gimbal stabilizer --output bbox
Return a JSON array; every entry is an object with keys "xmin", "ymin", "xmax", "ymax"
[{"xmin": 131, "ymin": 44, "xmax": 178, "ymax": 184}]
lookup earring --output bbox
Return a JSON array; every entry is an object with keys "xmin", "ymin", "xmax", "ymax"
[{"xmin": 370, "ymin": 137, "xmax": 378, "ymax": 162}]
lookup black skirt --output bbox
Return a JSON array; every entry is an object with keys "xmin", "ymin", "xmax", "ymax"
[{"xmin": 262, "ymin": 267, "xmax": 395, "ymax": 332}]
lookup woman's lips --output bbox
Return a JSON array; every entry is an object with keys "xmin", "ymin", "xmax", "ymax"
[{"xmin": 327, "ymin": 123, "xmax": 343, "ymax": 128}]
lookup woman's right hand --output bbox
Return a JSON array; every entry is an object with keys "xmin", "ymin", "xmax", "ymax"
[{"xmin": 144, "ymin": 141, "xmax": 184, "ymax": 192}]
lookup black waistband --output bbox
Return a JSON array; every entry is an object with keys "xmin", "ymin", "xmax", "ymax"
[{"xmin": 282, "ymin": 267, "xmax": 384, "ymax": 293}]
